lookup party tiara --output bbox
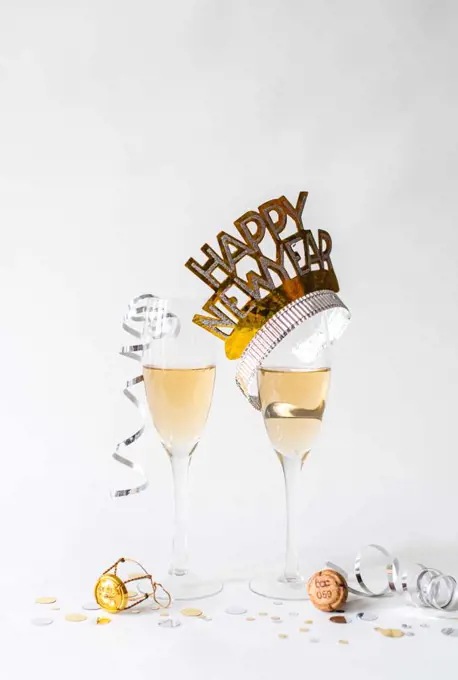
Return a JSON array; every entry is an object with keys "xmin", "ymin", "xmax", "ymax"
[{"xmin": 185, "ymin": 191, "xmax": 350, "ymax": 407}]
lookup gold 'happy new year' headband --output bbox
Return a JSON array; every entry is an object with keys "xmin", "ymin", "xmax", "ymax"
[{"xmin": 185, "ymin": 191, "xmax": 351, "ymax": 408}]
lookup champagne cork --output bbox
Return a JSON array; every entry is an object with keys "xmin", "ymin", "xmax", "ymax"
[{"xmin": 307, "ymin": 569, "xmax": 348, "ymax": 612}]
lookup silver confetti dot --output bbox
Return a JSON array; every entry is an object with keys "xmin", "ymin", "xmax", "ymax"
[
  {"xmin": 158, "ymin": 618, "xmax": 181, "ymax": 628},
  {"xmin": 31, "ymin": 618, "xmax": 53, "ymax": 626},
  {"xmin": 273, "ymin": 601, "xmax": 283, "ymax": 605},
  {"xmin": 404, "ymin": 631, "xmax": 415, "ymax": 637},
  {"xmin": 420, "ymin": 623, "xmax": 429, "ymax": 628},
  {"xmin": 401, "ymin": 624, "xmax": 412, "ymax": 629},
  {"xmin": 272, "ymin": 619, "xmax": 283, "ymax": 624},
  {"xmin": 310, "ymin": 637, "xmax": 320, "ymax": 643},
  {"xmin": 442, "ymin": 627, "xmax": 458, "ymax": 637},
  {"xmin": 356, "ymin": 612, "xmax": 378, "ymax": 622},
  {"xmin": 82, "ymin": 602, "xmax": 101, "ymax": 611},
  {"xmin": 289, "ymin": 612, "xmax": 299, "ymax": 617},
  {"xmin": 225, "ymin": 605, "xmax": 247, "ymax": 615}
]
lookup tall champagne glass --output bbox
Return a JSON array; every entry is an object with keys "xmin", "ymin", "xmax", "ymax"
[
  {"xmin": 250, "ymin": 312, "xmax": 332, "ymax": 600},
  {"xmin": 142, "ymin": 296, "xmax": 222, "ymax": 600}
]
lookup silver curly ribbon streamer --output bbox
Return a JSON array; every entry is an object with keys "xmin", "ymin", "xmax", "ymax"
[
  {"xmin": 111, "ymin": 294, "xmax": 180, "ymax": 498},
  {"xmin": 326, "ymin": 544, "xmax": 458, "ymax": 611}
]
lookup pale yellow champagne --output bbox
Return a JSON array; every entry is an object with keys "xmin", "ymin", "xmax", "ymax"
[
  {"xmin": 258, "ymin": 367, "xmax": 331, "ymax": 460},
  {"xmin": 143, "ymin": 366, "xmax": 216, "ymax": 457}
]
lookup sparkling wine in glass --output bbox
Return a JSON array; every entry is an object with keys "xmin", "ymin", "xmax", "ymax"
[
  {"xmin": 142, "ymin": 297, "xmax": 222, "ymax": 600},
  {"xmin": 250, "ymin": 313, "xmax": 332, "ymax": 600}
]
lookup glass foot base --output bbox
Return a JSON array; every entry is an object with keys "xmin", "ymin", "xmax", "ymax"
[
  {"xmin": 250, "ymin": 574, "xmax": 309, "ymax": 601},
  {"xmin": 158, "ymin": 572, "xmax": 223, "ymax": 601}
]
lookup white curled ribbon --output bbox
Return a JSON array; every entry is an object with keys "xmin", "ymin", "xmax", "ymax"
[
  {"xmin": 326, "ymin": 544, "xmax": 458, "ymax": 611},
  {"xmin": 111, "ymin": 294, "xmax": 179, "ymax": 498}
]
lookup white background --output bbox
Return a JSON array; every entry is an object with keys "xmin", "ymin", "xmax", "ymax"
[{"xmin": 1, "ymin": 1, "xmax": 458, "ymax": 678}]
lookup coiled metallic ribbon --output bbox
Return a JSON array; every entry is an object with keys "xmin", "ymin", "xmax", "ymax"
[
  {"xmin": 326, "ymin": 544, "xmax": 458, "ymax": 611},
  {"xmin": 111, "ymin": 294, "xmax": 179, "ymax": 498}
]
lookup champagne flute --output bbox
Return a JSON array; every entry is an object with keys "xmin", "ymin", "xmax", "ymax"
[
  {"xmin": 142, "ymin": 296, "xmax": 222, "ymax": 600},
  {"xmin": 250, "ymin": 312, "xmax": 332, "ymax": 600}
]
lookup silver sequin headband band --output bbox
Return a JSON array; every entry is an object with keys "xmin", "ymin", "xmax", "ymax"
[{"xmin": 235, "ymin": 289, "xmax": 351, "ymax": 410}]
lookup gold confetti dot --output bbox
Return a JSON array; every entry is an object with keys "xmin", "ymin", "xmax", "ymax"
[
  {"xmin": 278, "ymin": 633, "xmax": 288, "ymax": 639},
  {"xmin": 35, "ymin": 597, "xmax": 56, "ymax": 605},
  {"xmin": 246, "ymin": 617, "xmax": 256, "ymax": 621},
  {"xmin": 300, "ymin": 627, "xmax": 310, "ymax": 632},
  {"xmin": 180, "ymin": 608, "xmax": 203, "ymax": 617},
  {"xmin": 258, "ymin": 612, "xmax": 268, "ymax": 616},
  {"xmin": 65, "ymin": 613, "xmax": 87, "ymax": 623},
  {"xmin": 51, "ymin": 607, "xmax": 60, "ymax": 611},
  {"xmin": 376, "ymin": 628, "xmax": 405, "ymax": 638},
  {"xmin": 271, "ymin": 616, "xmax": 281, "ymax": 621},
  {"xmin": 96, "ymin": 617, "xmax": 111, "ymax": 625},
  {"xmin": 338, "ymin": 639, "xmax": 349, "ymax": 645},
  {"xmin": 159, "ymin": 611, "xmax": 170, "ymax": 617},
  {"xmin": 304, "ymin": 619, "xmax": 313, "ymax": 624}
]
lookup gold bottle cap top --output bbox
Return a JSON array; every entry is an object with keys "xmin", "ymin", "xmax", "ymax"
[
  {"xmin": 307, "ymin": 569, "xmax": 348, "ymax": 612},
  {"xmin": 95, "ymin": 574, "xmax": 128, "ymax": 613}
]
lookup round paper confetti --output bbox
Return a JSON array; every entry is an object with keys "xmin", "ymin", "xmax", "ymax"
[
  {"xmin": 441, "ymin": 628, "xmax": 458, "ymax": 637},
  {"xmin": 225, "ymin": 605, "xmax": 247, "ymax": 616},
  {"xmin": 96, "ymin": 617, "xmax": 111, "ymax": 625},
  {"xmin": 272, "ymin": 619, "xmax": 283, "ymax": 624},
  {"xmin": 65, "ymin": 614, "xmax": 88, "ymax": 623},
  {"xmin": 258, "ymin": 612, "xmax": 268, "ymax": 616},
  {"xmin": 299, "ymin": 627, "xmax": 310, "ymax": 632},
  {"xmin": 246, "ymin": 617, "xmax": 256, "ymax": 622},
  {"xmin": 289, "ymin": 612, "xmax": 299, "ymax": 617},
  {"xmin": 271, "ymin": 616, "xmax": 281, "ymax": 621},
  {"xmin": 181, "ymin": 608, "xmax": 203, "ymax": 617},
  {"xmin": 273, "ymin": 601, "xmax": 283, "ymax": 605},
  {"xmin": 310, "ymin": 637, "xmax": 320, "ymax": 643},
  {"xmin": 330, "ymin": 615, "xmax": 351, "ymax": 624},
  {"xmin": 159, "ymin": 611, "xmax": 170, "ymax": 617},
  {"xmin": 401, "ymin": 624, "xmax": 412, "ymax": 629},
  {"xmin": 159, "ymin": 619, "xmax": 181, "ymax": 628},
  {"xmin": 35, "ymin": 597, "xmax": 56, "ymax": 605},
  {"xmin": 82, "ymin": 602, "xmax": 101, "ymax": 611},
  {"xmin": 338, "ymin": 639, "xmax": 349, "ymax": 645},
  {"xmin": 420, "ymin": 623, "xmax": 429, "ymax": 628},
  {"xmin": 31, "ymin": 617, "xmax": 53, "ymax": 626},
  {"xmin": 304, "ymin": 619, "xmax": 313, "ymax": 624},
  {"xmin": 376, "ymin": 628, "xmax": 405, "ymax": 638},
  {"xmin": 51, "ymin": 607, "xmax": 60, "ymax": 611},
  {"xmin": 404, "ymin": 631, "xmax": 415, "ymax": 637},
  {"xmin": 278, "ymin": 633, "xmax": 288, "ymax": 639},
  {"xmin": 356, "ymin": 612, "xmax": 378, "ymax": 622}
]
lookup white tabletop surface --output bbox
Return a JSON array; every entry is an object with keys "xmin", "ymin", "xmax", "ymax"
[{"xmin": 6, "ymin": 578, "xmax": 458, "ymax": 680}]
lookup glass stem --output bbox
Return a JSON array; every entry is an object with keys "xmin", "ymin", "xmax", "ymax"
[
  {"xmin": 169, "ymin": 455, "xmax": 190, "ymax": 577},
  {"xmin": 279, "ymin": 454, "xmax": 303, "ymax": 582}
]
